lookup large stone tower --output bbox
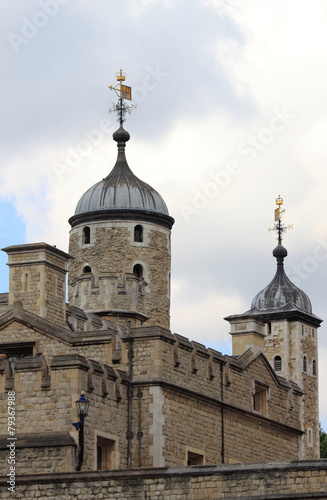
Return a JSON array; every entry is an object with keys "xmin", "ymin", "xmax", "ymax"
[
  {"xmin": 225, "ymin": 197, "xmax": 322, "ymax": 459},
  {"xmin": 68, "ymin": 73, "xmax": 174, "ymax": 329}
]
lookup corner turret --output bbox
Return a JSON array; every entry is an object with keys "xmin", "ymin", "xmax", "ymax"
[{"xmin": 225, "ymin": 196, "xmax": 322, "ymax": 459}]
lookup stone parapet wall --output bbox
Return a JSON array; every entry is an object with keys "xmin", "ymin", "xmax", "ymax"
[
  {"xmin": 0, "ymin": 433, "xmax": 76, "ymax": 474},
  {"xmin": 1, "ymin": 460, "xmax": 326, "ymax": 499},
  {"xmin": 130, "ymin": 328, "xmax": 302, "ymax": 433},
  {"xmin": 130, "ymin": 327, "xmax": 224, "ymax": 399}
]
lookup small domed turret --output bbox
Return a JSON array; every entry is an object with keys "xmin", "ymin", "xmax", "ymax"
[
  {"xmin": 251, "ymin": 244, "xmax": 312, "ymax": 314},
  {"xmin": 70, "ymin": 124, "xmax": 172, "ymax": 228}
]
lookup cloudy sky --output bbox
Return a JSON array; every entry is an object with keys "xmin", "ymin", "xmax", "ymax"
[{"xmin": 2, "ymin": 0, "xmax": 327, "ymax": 428}]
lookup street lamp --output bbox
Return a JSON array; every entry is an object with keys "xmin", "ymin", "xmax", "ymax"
[{"xmin": 72, "ymin": 391, "xmax": 90, "ymax": 471}]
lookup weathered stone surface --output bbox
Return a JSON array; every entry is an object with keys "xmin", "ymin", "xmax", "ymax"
[{"xmin": 0, "ymin": 461, "xmax": 326, "ymax": 499}]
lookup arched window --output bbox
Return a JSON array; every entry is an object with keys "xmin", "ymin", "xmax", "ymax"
[
  {"xmin": 303, "ymin": 355, "xmax": 307, "ymax": 373},
  {"xmin": 83, "ymin": 226, "xmax": 91, "ymax": 244},
  {"xmin": 274, "ymin": 355, "xmax": 282, "ymax": 371},
  {"xmin": 312, "ymin": 359, "xmax": 317, "ymax": 377},
  {"xmin": 133, "ymin": 264, "xmax": 143, "ymax": 278},
  {"xmin": 134, "ymin": 225, "xmax": 143, "ymax": 243},
  {"xmin": 83, "ymin": 266, "xmax": 92, "ymax": 273}
]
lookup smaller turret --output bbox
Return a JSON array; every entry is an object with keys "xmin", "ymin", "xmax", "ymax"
[{"xmin": 225, "ymin": 196, "xmax": 322, "ymax": 459}]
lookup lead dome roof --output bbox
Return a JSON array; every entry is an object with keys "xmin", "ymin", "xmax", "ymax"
[
  {"xmin": 75, "ymin": 126, "xmax": 169, "ymax": 216},
  {"xmin": 69, "ymin": 126, "xmax": 174, "ymax": 229},
  {"xmin": 225, "ymin": 242, "xmax": 322, "ymax": 327},
  {"xmin": 251, "ymin": 244, "xmax": 312, "ymax": 314}
]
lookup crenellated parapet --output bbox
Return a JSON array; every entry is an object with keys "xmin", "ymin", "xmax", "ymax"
[
  {"xmin": 70, "ymin": 269, "xmax": 149, "ymax": 327},
  {"xmin": 128, "ymin": 327, "xmax": 224, "ymax": 396}
]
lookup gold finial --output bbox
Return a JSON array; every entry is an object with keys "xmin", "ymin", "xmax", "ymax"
[
  {"xmin": 268, "ymin": 195, "xmax": 293, "ymax": 244},
  {"xmin": 116, "ymin": 69, "xmax": 126, "ymax": 83}
]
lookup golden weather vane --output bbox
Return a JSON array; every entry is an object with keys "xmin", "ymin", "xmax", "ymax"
[
  {"xmin": 108, "ymin": 69, "xmax": 136, "ymax": 126},
  {"xmin": 268, "ymin": 195, "xmax": 293, "ymax": 245}
]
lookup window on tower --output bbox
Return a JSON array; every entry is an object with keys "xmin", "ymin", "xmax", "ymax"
[
  {"xmin": 274, "ymin": 355, "xmax": 282, "ymax": 371},
  {"xmin": 83, "ymin": 226, "xmax": 91, "ymax": 244},
  {"xmin": 133, "ymin": 264, "xmax": 143, "ymax": 278},
  {"xmin": 307, "ymin": 428, "xmax": 313, "ymax": 447},
  {"xmin": 303, "ymin": 355, "xmax": 307, "ymax": 373},
  {"xmin": 134, "ymin": 225, "xmax": 143, "ymax": 243},
  {"xmin": 83, "ymin": 266, "xmax": 92, "ymax": 273},
  {"xmin": 312, "ymin": 359, "xmax": 317, "ymax": 377}
]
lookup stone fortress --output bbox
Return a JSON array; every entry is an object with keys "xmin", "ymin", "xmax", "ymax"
[{"xmin": 0, "ymin": 72, "xmax": 326, "ymax": 498}]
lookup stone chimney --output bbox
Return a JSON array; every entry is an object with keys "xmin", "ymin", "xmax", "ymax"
[
  {"xmin": 2, "ymin": 243, "xmax": 72, "ymax": 328},
  {"xmin": 225, "ymin": 315, "xmax": 266, "ymax": 356}
]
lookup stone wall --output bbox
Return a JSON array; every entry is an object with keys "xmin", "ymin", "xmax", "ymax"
[
  {"xmin": 1, "ymin": 460, "xmax": 326, "ymax": 499},
  {"xmin": 68, "ymin": 220, "xmax": 171, "ymax": 329},
  {"xmin": 0, "ymin": 321, "xmax": 306, "ymax": 474},
  {"xmin": 264, "ymin": 319, "xmax": 319, "ymax": 458},
  {"xmin": 0, "ymin": 352, "xmax": 129, "ymax": 474}
]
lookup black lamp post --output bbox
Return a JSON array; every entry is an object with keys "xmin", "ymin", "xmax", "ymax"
[{"xmin": 72, "ymin": 391, "xmax": 90, "ymax": 471}]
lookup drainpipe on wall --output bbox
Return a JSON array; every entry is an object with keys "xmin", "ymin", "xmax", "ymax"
[
  {"xmin": 137, "ymin": 387, "xmax": 143, "ymax": 467},
  {"xmin": 126, "ymin": 321, "xmax": 133, "ymax": 469},
  {"xmin": 220, "ymin": 361, "xmax": 225, "ymax": 464}
]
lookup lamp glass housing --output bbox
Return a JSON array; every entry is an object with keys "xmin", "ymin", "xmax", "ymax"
[{"xmin": 75, "ymin": 393, "xmax": 90, "ymax": 417}]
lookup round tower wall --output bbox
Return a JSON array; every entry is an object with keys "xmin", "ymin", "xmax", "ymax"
[{"xmin": 68, "ymin": 220, "xmax": 171, "ymax": 330}]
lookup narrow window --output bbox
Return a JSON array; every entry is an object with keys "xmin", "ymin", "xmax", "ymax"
[
  {"xmin": 96, "ymin": 437, "xmax": 115, "ymax": 470},
  {"xmin": 97, "ymin": 445, "xmax": 103, "ymax": 470},
  {"xmin": 303, "ymin": 355, "xmax": 307, "ymax": 373},
  {"xmin": 83, "ymin": 226, "xmax": 91, "ymax": 244},
  {"xmin": 274, "ymin": 355, "xmax": 282, "ymax": 371},
  {"xmin": 253, "ymin": 383, "xmax": 267, "ymax": 414},
  {"xmin": 307, "ymin": 428, "xmax": 313, "ymax": 447},
  {"xmin": 312, "ymin": 359, "xmax": 317, "ymax": 377},
  {"xmin": 83, "ymin": 266, "xmax": 92, "ymax": 273},
  {"xmin": 133, "ymin": 264, "xmax": 143, "ymax": 278},
  {"xmin": 134, "ymin": 225, "xmax": 143, "ymax": 243}
]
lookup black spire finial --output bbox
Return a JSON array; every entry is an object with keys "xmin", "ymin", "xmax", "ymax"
[
  {"xmin": 268, "ymin": 195, "xmax": 293, "ymax": 246},
  {"xmin": 108, "ymin": 69, "xmax": 136, "ymax": 126}
]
